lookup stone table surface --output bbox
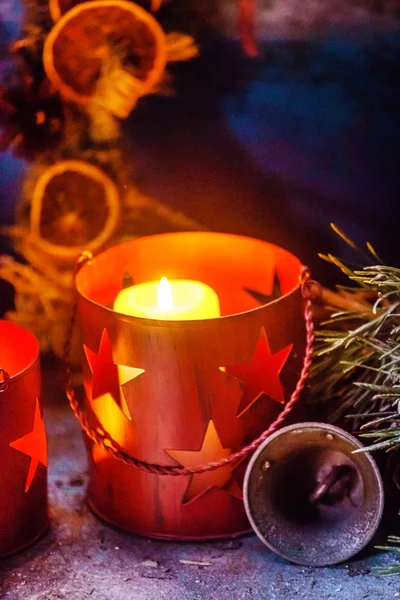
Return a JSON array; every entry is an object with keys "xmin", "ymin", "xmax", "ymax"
[{"xmin": 0, "ymin": 371, "xmax": 399, "ymax": 600}]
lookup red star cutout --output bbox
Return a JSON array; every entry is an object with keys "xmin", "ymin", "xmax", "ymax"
[
  {"xmin": 9, "ymin": 397, "xmax": 47, "ymax": 493},
  {"xmin": 84, "ymin": 329, "xmax": 120, "ymax": 404},
  {"xmin": 84, "ymin": 329, "xmax": 141, "ymax": 418},
  {"xmin": 228, "ymin": 327, "xmax": 293, "ymax": 416},
  {"xmin": 166, "ymin": 420, "xmax": 234, "ymax": 504}
]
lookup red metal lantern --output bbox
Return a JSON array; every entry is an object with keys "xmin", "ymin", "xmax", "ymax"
[
  {"xmin": 0, "ymin": 321, "xmax": 48, "ymax": 557},
  {"xmin": 73, "ymin": 232, "xmax": 311, "ymax": 540}
]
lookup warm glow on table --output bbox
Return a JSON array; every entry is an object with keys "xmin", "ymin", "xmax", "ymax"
[{"xmin": 114, "ymin": 277, "xmax": 221, "ymax": 321}]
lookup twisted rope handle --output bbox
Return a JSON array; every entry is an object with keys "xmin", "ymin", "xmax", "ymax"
[
  {"xmin": 0, "ymin": 368, "xmax": 10, "ymax": 393},
  {"xmin": 65, "ymin": 254, "xmax": 316, "ymax": 476}
]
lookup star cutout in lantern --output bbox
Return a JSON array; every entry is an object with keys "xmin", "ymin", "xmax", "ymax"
[
  {"xmin": 9, "ymin": 397, "xmax": 47, "ymax": 493},
  {"xmin": 84, "ymin": 329, "xmax": 142, "ymax": 419},
  {"xmin": 166, "ymin": 420, "xmax": 233, "ymax": 504},
  {"xmin": 243, "ymin": 270, "xmax": 283, "ymax": 305},
  {"xmin": 228, "ymin": 327, "xmax": 293, "ymax": 416}
]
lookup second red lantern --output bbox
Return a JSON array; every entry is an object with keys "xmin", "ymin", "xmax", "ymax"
[{"xmin": 0, "ymin": 320, "xmax": 48, "ymax": 557}]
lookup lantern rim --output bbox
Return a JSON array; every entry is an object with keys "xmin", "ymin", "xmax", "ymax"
[
  {"xmin": 75, "ymin": 231, "xmax": 304, "ymax": 324},
  {"xmin": 0, "ymin": 320, "xmax": 40, "ymax": 383}
]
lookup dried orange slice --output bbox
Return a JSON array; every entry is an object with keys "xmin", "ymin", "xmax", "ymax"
[
  {"xmin": 49, "ymin": 0, "xmax": 164, "ymax": 22},
  {"xmin": 30, "ymin": 160, "xmax": 120, "ymax": 261},
  {"xmin": 49, "ymin": 0, "xmax": 80, "ymax": 22},
  {"xmin": 43, "ymin": 0, "xmax": 167, "ymax": 115}
]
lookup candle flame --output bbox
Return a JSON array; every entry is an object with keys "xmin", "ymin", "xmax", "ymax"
[{"xmin": 158, "ymin": 277, "xmax": 173, "ymax": 310}]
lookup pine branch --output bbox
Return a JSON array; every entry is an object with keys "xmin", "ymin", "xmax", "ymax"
[
  {"xmin": 311, "ymin": 226, "xmax": 400, "ymax": 574},
  {"xmin": 374, "ymin": 537, "xmax": 400, "ymax": 576},
  {"xmin": 311, "ymin": 258, "xmax": 400, "ymax": 445}
]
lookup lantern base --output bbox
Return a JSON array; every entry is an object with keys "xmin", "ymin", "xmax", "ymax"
[
  {"xmin": 0, "ymin": 522, "xmax": 49, "ymax": 559},
  {"xmin": 87, "ymin": 497, "xmax": 252, "ymax": 541}
]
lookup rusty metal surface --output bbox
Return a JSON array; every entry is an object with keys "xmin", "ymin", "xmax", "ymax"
[
  {"xmin": 244, "ymin": 423, "xmax": 384, "ymax": 567},
  {"xmin": 0, "ymin": 368, "xmax": 398, "ymax": 600}
]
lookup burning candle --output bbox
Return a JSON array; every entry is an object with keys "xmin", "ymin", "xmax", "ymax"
[
  {"xmin": 113, "ymin": 277, "xmax": 221, "ymax": 388},
  {"xmin": 114, "ymin": 276, "xmax": 220, "ymax": 321}
]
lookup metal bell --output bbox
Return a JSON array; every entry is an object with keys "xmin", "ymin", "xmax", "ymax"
[{"xmin": 244, "ymin": 422, "xmax": 384, "ymax": 567}]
